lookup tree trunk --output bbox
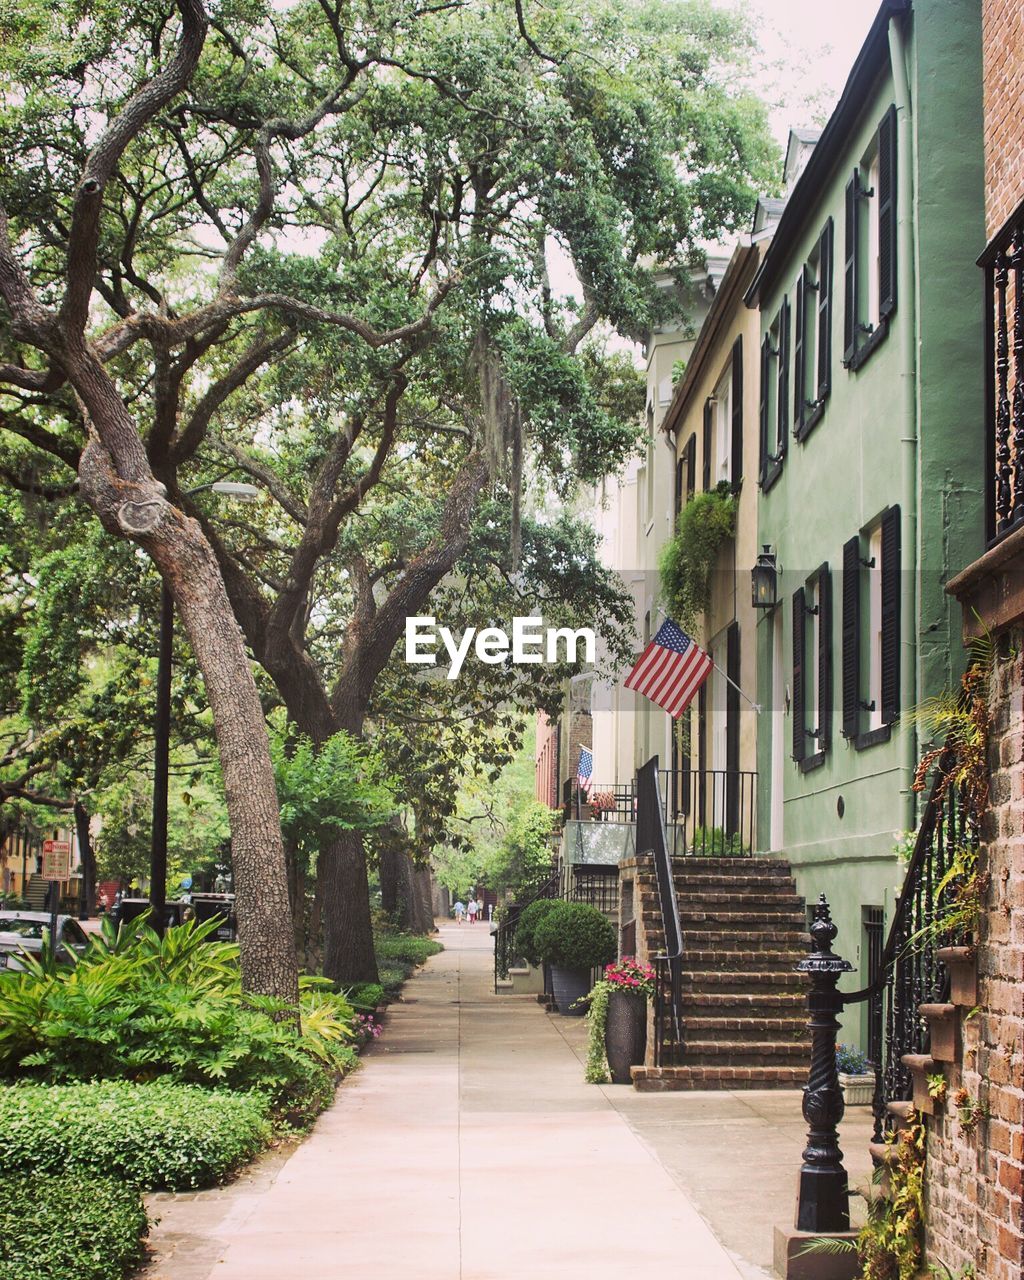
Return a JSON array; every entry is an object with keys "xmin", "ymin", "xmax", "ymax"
[
  {"xmin": 320, "ymin": 828, "xmax": 379, "ymax": 984},
  {"xmin": 74, "ymin": 800, "xmax": 96, "ymax": 919},
  {"xmin": 284, "ymin": 838, "xmax": 305, "ymax": 965},
  {"xmin": 78, "ymin": 429, "xmax": 298, "ymax": 1005},
  {"xmin": 413, "ymin": 864, "xmax": 435, "ymax": 934},
  {"xmin": 379, "ymin": 844, "xmax": 400, "ymax": 918}
]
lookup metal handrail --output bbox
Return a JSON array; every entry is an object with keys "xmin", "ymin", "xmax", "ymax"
[
  {"xmin": 492, "ymin": 869, "xmax": 561, "ymax": 991},
  {"xmin": 638, "ymin": 756, "xmax": 685, "ymax": 1061}
]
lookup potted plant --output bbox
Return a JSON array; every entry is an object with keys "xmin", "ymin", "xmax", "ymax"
[
  {"xmin": 836, "ymin": 1042, "xmax": 874, "ymax": 1106},
  {"xmin": 582, "ymin": 957, "xmax": 656, "ymax": 1084},
  {"xmin": 533, "ymin": 901, "xmax": 616, "ymax": 1016},
  {"xmin": 589, "ymin": 791, "xmax": 615, "ymax": 821}
]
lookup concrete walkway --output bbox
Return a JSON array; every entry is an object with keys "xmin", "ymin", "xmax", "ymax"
[{"xmin": 143, "ymin": 923, "xmax": 871, "ymax": 1280}]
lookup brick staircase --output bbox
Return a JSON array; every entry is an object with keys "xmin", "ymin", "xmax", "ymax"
[{"xmin": 628, "ymin": 856, "xmax": 811, "ymax": 1091}]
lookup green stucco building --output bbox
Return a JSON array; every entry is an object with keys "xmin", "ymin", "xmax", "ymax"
[{"xmin": 746, "ymin": 0, "xmax": 986, "ymax": 1039}]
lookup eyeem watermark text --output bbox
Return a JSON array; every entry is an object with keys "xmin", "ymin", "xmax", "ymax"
[{"xmin": 405, "ymin": 616, "xmax": 595, "ymax": 679}]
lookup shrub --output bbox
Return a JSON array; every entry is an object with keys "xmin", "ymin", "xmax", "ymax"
[
  {"xmin": 0, "ymin": 1080, "xmax": 271, "ymax": 1190},
  {"xmin": 836, "ymin": 1043, "xmax": 870, "ymax": 1075},
  {"xmin": 0, "ymin": 1173, "xmax": 147, "ymax": 1280},
  {"xmin": 0, "ymin": 917, "xmax": 357, "ymax": 1123},
  {"xmin": 373, "ymin": 929, "xmax": 443, "ymax": 996},
  {"xmin": 514, "ymin": 898, "xmax": 561, "ymax": 966},
  {"xmin": 345, "ymin": 981, "xmax": 386, "ymax": 1010},
  {"xmin": 533, "ymin": 902, "xmax": 616, "ymax": 970}
]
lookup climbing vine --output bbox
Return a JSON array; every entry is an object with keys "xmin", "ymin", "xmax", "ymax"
[
  {"xmin": 658, "ymin": 482, "xmax": 736, "ymax": 630},
  {"xmin": 859, "ymin": 1115, "xmax": 927, "ymax": 1280}
]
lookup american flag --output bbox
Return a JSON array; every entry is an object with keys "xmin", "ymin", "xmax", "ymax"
[
  {"xmin": 576, "ymin": 746, "xmax": 593, "ymax": 792},
  {"xmin": 625, "ymin": 618, "xmax": 713, "ymax": 718}
]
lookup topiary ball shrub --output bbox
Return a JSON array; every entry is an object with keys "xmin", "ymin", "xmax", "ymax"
[
  {"xmin": 0, "ymin": 1080, "xmax": 271, "ymax": 1190},
  {"xmin": 0, "ymin": 1173, "xmax": 147, "ymax": 1280},
  {"xmin": 514, "ymin": 898, "xmax": 561, "ymax": 966},
  {"xmin": 533, "ymin": 901, "xmax": 616, "ymax": 971}
]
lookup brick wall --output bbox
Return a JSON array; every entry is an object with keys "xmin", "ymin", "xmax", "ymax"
[
  {"xmin": 535, "ymin": 712, "xmax": 559, "ymax": 808},
  {"xmin": 923, "ymin": 643, "xmax": 1024, "ymax": 1280},
  {"xmin": 983, "ymin": 0, "xmax": 1024, "ymax": 237}
]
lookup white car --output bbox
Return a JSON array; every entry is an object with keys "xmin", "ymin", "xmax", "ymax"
[{"xmin": 0, "ymin": 911, "xmax": 89, "ymax": 969}]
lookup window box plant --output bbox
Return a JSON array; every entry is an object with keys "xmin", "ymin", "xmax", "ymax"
[
  {"xmin": 589, "ymin": 791, "xmax": 616, "ymax": 821},
  {"xmin": 533, "ymin": 902, "xmax": 616, "ymax": 1017},
  {"xmin": 836, "ymin": 1043, "xmax": 874, "ymax": 1106}
]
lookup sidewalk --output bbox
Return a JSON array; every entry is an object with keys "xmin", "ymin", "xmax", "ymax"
[{"xmin": 143, "ymin": 922, "xmax": 870, "ymax": 1280}]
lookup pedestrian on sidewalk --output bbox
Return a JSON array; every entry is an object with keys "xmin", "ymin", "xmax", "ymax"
[
  {"xmin": 453, "ymin": 900, "xmax": 466, "ymax": 924},
  {"xmin": 467, "ymin": 897, "xmax": 479, "ymax": 924}
]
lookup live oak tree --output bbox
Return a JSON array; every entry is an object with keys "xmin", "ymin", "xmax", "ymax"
[{"xmin": 0, "ymin": 0, "xmax": 776, "ymax": 984}]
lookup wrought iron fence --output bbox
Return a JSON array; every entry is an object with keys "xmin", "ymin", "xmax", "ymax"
[
  {"xmin": 563, "ymin": 779, "xmax": 637, "ymax": 822},
  {"xmin": 981, "ymin": 203, "xmax": 1024, "ymax": 547},
  {"xmin": 492, "ymin": 870, "xmax": 561, "ymax": 991},
  {"xmin": 841, "ymin": 748, "xmax": 975, "ymax": 1141},
  {"xmin": 570, "ymin": 863, "xmax": 620, "ymax": 914},
  {"xmin": 659, "ymin": 768, "xmax": 758, "ymax": 856}
]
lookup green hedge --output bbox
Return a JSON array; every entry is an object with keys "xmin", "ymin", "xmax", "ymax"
[
  {"xmin": 533, "ymin": 901, "xmax": 616, "ymax": 970},
  {"xmin": 0, "ymin": 1174, "xmax": 147, "ymax": 1280},
  {"xmin": 514, "ymin": 898, "xmax": 560, "ymax": 966},
  {"xmin": 0, "ymin": 1080, "xmax": 271, "ymax": 1190},
  {"xmin": 373, "ymin": 930, "xmax": 443, "ymax": 996}
]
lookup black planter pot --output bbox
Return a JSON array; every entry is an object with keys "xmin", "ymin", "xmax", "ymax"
[
  {"xmin": 604, "ymin": 990, "xmax": 647, "ymax": 1083},
  {"xmin": 550, "ymin": 964, "xmax": 590, "ymax": 1016}
]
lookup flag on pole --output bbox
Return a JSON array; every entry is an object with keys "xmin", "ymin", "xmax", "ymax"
[
  {"xmin": 576, "ymin": 746, "xmax": 593, "ymax": 792},
  {"xmin": 625, "ymin": 618, "xmax": 713, "ymax": 718}
]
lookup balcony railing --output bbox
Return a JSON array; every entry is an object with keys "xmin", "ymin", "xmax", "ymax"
[
  {"xmin": 562, "ymin": 779, "xmax": 636, "ymax": 822},
  {"xmin": 981, "ymin": 201, "xmax": 1024, "ymax": 546}
]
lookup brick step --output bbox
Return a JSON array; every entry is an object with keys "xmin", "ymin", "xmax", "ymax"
[
  {"xmin": 676, "ymin": 908, "xmax": 807, "ymax": 926},
  {"xmin": 679, "ymin": 1015, "xmax": 809, "ymax": 1041},
  {"xmin": 679, "ymin": 969, "xmax": 806, "ymax": 989},
  {"xmin": 680, "ymin": 948, "xmax": 803, "ymax": 970},
  {"xmin": 682, "ymin": 990, "xmax": 806, "ymax": 1011},
  {"xmin": 682, "ymin": 929, "xmax": 809, "ymax": 949},
  {"xmin": 675, "ymin": 892, "xmax": 804, "ymax": 910},
  {"xmin": 633, "ymin": 857, "xmax": 794, "ymax": 875},
  {"xmin": 631, "ymin": 1064, "xmax": 806, "ymax": 1092},
  {"xmin": 672, "ymin": 1039, "xmax": 811, "ymax": 1064},
  {"xmin": 666, "ymin": 875, "xmax": 798, "ymax": 894}
]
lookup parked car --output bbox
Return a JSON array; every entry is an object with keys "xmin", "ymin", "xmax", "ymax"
[
  {"xmin": 111, "ymin": 898, "xmax": 192, "ymax": 930},
  {"xmin": 0, "ymin": 911, "xmax": 89, "ymax": 969},
  {"xmin": 191, "ymin": 894, "xmax": 237, "ymax": 941}
]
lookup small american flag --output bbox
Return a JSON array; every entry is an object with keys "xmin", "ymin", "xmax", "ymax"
[
  {"xmin": 625, "ymin": 618, "xmax": 713, "ymax": 718},
  {"xmin": 577, "ymin": 746, "xmax": 593, "ymax": 792}
]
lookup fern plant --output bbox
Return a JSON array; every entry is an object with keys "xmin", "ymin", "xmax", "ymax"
[{"xmin": 659, "ymin": 482, "xmax": 736, "ymax": 630}]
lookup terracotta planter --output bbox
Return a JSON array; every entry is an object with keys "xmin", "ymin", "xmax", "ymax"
[
  {"xmin": 937, "ymin": 945, "xmax": 978, "ymax": 1007},
  {"xmin": 550, "ymin": 964, "xmax": 590, "ymax": 1016},
  {"xmin": 605, "ymin": 990, "xmax": 648, "ymax": 1084}
]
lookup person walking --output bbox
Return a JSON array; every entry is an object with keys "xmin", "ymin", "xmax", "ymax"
[
  {"xmin": 467, "ymin": 897, "xmax": 479, "ymax": 924},
  {"xmin": 453, "ymin": 900, "xmax": 466, "ymax": 924}
]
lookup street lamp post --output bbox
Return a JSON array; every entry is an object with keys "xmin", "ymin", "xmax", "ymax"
[{"xmin": 149, "ymin": 481, "xmax": 259, "ymax": 934}]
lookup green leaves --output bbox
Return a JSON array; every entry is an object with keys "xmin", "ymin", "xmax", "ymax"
[{"xmin": 659, "ymin": 481, "xmax": 737, "ymax": 630}]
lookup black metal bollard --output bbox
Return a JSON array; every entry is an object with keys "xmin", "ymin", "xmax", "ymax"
[{"xmin": 795, "ymin": 894, "xmax": 854, "ymax": 1233}]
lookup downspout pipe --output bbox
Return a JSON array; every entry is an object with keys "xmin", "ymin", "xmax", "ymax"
[{"xmin": 888, "ymin": 13, "xmax": 919, "ymax": 835}]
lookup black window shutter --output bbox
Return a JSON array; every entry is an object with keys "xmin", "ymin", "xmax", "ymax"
[
  {"xmin": 686, "ymin": 434, "xmax": 696, "ymax": 497},
  {"xmin": 878, "ymin": 105, "xmax": 898, "ymax": 320},
  {"xmin": 758, "ymin": 336, "xmax": 770, "ymax": 482},
  {"xmin": 697, "ymin": 683, "xmax": 708, "ymax": 826},
  {"xmin": 793, "ymin": 271, "xmax": 806, "ymax": 433},
  {"xmin": 792, "ymin": 587, "xmax": 806, "ymax": 763},
  {"xmin": 817, "ymin": 564, "xmax": 833, "ymax": 753},
  {"xmin": 817, "ymin": 219, "xmax": 833, "ymax": 400},
  {"xmin": 702, "ymin": 398, "xmax": 712, "ymax": 492},
  {"xmin": 842, "ymin": 535, "xmax": 861, "ymax": 739},
  {"xmin": 726, "ymin": 621, "xmax": 740, "ymax": 836},
  {"xmin": 880, "ymin": 504, "xmax": 901, "ymax": 724},
  {"xmin": 730, "ymin": 336, "xmax": 743, "ymax": 490},
  {"xmin": 843, "ymin": 174, "xmax": 858, "ymax": 364},
  {"xmin": 674, "ymin": 457, "xmax": 684, "ymax": 521},
  {"xmin": 777, "ymin": 298, "xmax": 790, "ymax": 457}
]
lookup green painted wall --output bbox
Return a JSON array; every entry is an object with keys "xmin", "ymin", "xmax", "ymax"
[{"xmin": 753, "ymin": 0, "xmax": 985, "ymax": 1036}]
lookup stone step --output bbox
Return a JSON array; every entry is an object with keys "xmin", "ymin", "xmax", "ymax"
[{"xmin": 631, "ymin": 1064, "xmax": 806, "ymax": 1091}]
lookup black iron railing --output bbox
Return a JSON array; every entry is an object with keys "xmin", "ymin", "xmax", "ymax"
[
  {"xmin": 660, "ymin": 768, "xmax": 757, "ymax": 856},
  {"xmin": 637, "ymin": 757, "xmax": 685, "ymax": 1064},
  {"xmin": 492, "ymin": 870, "xmax": 560, "ymax": 991},
  {"xmin": 570, "ymin": 863, "xmax": 620, "ymax": 914},
  {"xmin": 841, "ymin": 748, "xmax": 975, "ymax": 1141},
  {"xmin": 981, "ymin": 202, "xmax": 1024, "ymax": 547}
]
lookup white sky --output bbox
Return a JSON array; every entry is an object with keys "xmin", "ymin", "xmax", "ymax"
[{"xmin": 731, "ymin": 0, "xmax": 880, "ymax": 141}]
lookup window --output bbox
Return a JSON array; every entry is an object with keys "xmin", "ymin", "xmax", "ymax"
[
  {"xmin": 759, "ymin": 300, "xmax": 790, "ymax": 491},
  {"xmin": 794, "ymin": 220, "xmax": 833, "ymax": 440},
  {"xmin": 842, "ymin": 506, "xmax": 901, "ymax": 748},
  {"xmin": 792, "ymin": 564, "xmax": 832, "ymax": 772},
  {"xmin": 843, "ymin": 106, "xmax": 897, "ymax": 371}
]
